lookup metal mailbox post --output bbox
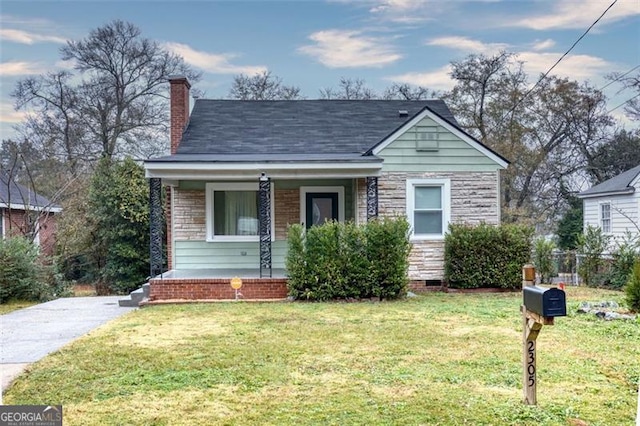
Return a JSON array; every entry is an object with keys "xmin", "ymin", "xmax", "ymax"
[{"xmin": 522, "ymin": 264, "xmax": 566, "ymax": 405}]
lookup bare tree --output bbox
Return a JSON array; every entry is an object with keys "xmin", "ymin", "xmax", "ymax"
[
  {"xmin": 608, "ymin": 69, "xmax": 640, "ymax": 121},
  {"xmin": 382, "ymin": 83, "xmax": 439, "ymax": 100},
  {"xmin": 319, "ymin": 77, "xmax": 376, "ymax": 100},
  {"xmin": 13, "ymin": 20, "xmax": 200, "ymax": 163},
  {"xmin": 444, "ymin": 52, "xmax": 614, "ymax": 227},
  {"xmin": 229, "ymin": 71, "xmax": 303, "ymax": 100}
]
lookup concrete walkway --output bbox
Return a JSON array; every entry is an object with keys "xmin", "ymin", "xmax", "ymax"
[{"xmin": 1, "ymin": 296, "xmax": 136, "ymax": 392}]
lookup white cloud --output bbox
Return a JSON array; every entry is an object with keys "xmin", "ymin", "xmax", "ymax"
[
  {"xmin": 518, "ymin": 52, "xmax": 610, "ymax": 80},
  {"xmin": 163, "ymin": 42, "xmax": 267, "ymax": 75},
  {"xmin": 0, "ymin": 61, "xmax": 46, "ymax": 76},
  {"xmin": 370, "ymin": 0, "xmax": 428, "ymax": 13},
  {"xmin": 385, "ymin": 65, "xmax": 455, "ymax": 91},
  {"xmin": 531, "ymin": 39, "xmax": 556, "ymax": 51},
  {"xmin": 426, "ymin": 36, "xmax": 508, "ymax": 55},
  {"xmin": 0, "ymin": 28, "xmax": 66, "ymax": 44},
  {"xmin": 0, "ymin": 102, "xmax": 27, "ymax": 124},
  {"xmin": 425, "ymin": 35, "xmax": 610, "ymax": 81},
  {"xmin": 512, "ymin": 0, "xmax": 639, "ymax": 30},
  {"xmin": 298, "ymin": 29, "xmax": 401, "ymax": 68}
]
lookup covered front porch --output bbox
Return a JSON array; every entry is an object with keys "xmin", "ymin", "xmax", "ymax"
[{"xmin": 145, "ymin": 155, "xmax": 382, "ymax": 301}]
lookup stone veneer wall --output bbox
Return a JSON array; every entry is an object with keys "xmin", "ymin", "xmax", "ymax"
[
  {"xmin": 172, "ymin": 187, "xmax": 299, "ymax": 242},
  {"xmin": 365, "ymin": 171, "xmax": 499, "ymax": 281}
]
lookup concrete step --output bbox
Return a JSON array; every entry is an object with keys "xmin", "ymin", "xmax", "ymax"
[{"xmin": 118, "ymin": 284, "xmax": 149, "ymax": 307}]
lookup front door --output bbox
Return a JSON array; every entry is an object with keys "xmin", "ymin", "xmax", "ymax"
[{"xmin": 305, "ymin": 192, "xmax": 338, "ymax": 229}]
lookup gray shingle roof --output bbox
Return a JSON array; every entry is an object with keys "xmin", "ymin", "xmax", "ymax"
[
  {"xmin": 176, "ymin": 99, "xmax": 459, "ymax": 156},
  {"xmin": 0, "ymin": 173, "xmax": 60, "ymax": 210},
  {"xmin": 579, "ymin": 164, "xmax": 640, "ymax": 197}
]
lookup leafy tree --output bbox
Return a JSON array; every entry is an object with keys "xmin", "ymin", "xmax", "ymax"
[
  {"xmin": 533, "ymin": 237, "xmax": 556, "ymax": 284},
  {"xmin": 229, "ymin": 71, "xmax": 302, "ymax": 100},
  {"xmin": 556, "ymin": 193, "xmax": 583, "ymax": 250},
  {"xmin": 88, "ymin": 158, "xmax": 150, "ymax": 294},
  {"xmin": 586, "ymin": 129, "xmax": 640, "ymax": 183}
]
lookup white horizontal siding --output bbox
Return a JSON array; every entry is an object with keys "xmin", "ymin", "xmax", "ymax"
[{"xmin": 583, "ymin": 192, "xmax": 640, "ymax": 248}]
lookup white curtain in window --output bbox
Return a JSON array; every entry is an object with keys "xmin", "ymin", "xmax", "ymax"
[{"xmin": 224, "ymin": 191, "xmax": 258, "ymax": 235}]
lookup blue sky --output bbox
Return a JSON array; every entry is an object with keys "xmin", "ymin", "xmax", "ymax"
[{"xmin": 1, "ymin": 0, "xmax": 639, "ymax": 139}]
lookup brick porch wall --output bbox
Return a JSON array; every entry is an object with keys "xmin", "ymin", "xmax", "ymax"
[{"xmin": 149, "ymin": 277, "xmax": 288, "ymax": 300}]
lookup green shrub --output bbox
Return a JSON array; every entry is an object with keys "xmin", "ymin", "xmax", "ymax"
[
  {"xmin": 0, "ymin": 237, "xmax": 41, "ymax": 302},
  {"xmin": 444, "ymin": 223, "xmax": 533, "ymax": 290},
  {"xmin": 577, "ymin": 226, "xmax": 612, "ymax": 287},
  {"xmin": 365, "ymin": 217, "xmax": 411, "ymax": 299},
  {"xmin": 533, "ymin": 237, "xmax": 556, "ymax": 284},
  {"xmin": 625, "ymin": 260, "xmax": 640, "ymax": 312},
  {"xmin": 285, "ymin": 217, "xmax": 410, "ymax": 301},
  {"xmin": 609, "ymin": 233, "xmax": 639, "ymax": 290}
]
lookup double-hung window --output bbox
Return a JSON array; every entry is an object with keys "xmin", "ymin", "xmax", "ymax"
[
  {"xmin": 206, "ymin": 182, "xmax": 270, "ymax": 242},
  {"xmin": 600, "ymin": 203, "xmax": 611, "ymax": 233},
  {"xmin": 406, "ymin": 179, "xmax": 451, "ymax": 240}
]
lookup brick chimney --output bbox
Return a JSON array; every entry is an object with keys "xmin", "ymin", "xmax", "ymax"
[{"xmin": 169, "ymin": 76, "xmax": 191, "ymax": 154}]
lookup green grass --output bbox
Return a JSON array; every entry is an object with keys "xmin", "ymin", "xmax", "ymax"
[
  {"xmin": 4, "ymin": 287, "xmax": 639, "ymax": 425},
  {"xmin": 0, "ymin": 300, "xmax": 38, "ymax": 314}
]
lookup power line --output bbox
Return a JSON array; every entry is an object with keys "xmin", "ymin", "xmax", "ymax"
[
  {"xmin": 493, "ymin": 0, "xmax": 619, "ymax": 129},
  {"xmin": 607, "ymin": 93, "xmax": 640, "ymax": 114},
  {"xmin": 599, "ymin": 64, "xmax": 640, "ymax": 92}
]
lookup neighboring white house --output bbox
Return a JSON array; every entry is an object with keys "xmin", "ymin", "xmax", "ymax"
[{"xmin": 578, "ymin": 164, "xmax": 640, "ymax": 248}]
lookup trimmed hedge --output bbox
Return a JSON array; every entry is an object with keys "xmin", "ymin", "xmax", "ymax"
[
  {"xmin": 444, "ymin": 223, "xmax": 534, "ymax": 289},
  {"xmin": 286, "ymin": 218, "xmax": 411, "ymax": 301}
]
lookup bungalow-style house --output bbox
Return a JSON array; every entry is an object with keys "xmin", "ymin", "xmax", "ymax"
[
  {"xmin": 578, "ymin": 164, "xmax": 640, "ymax": 248},
  {"xmin": 143, "ymin": 77, "xmax": 508, "ymax": 300},
  {"xmin": 0, "ymin": 172, "xmax": 62, "ymax": 256}
]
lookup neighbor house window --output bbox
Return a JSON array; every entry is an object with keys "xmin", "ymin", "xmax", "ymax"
[
  {"xmin": 600, "ymin": 203, "xmax": 611, "ymax": 233},
  {"xmin": 406, "ymin": 179, "xmax": 451, "ymax": 240},
  {"xmin": 205, "ymin": 182, "xmax": 273, "ymax": 242}
]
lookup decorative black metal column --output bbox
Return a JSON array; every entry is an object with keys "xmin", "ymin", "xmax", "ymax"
[
  {"xmin": 259, "ymin": 174, "xmax": 272, "ymax": 278},
  {"xmin": 366, "ymin": 176, "xmax": 379, "ymax": 221},
  {"xmin": 149, "ymin": 178, "xmax": 164, "ymax": 278}
]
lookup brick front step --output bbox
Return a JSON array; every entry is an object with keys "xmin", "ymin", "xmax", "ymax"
[{"xmin": 149, "ymin": 277, "xmax": 288, "ymax": 301}]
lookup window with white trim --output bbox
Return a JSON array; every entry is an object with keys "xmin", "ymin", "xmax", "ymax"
[
  {"xmin": 406, "ymin": 179, "xmax": 451, "ymax": 239},
  {"xmin": 600, "ymin": 203, "xmax": 611, "ymax": 233},
  {"xmin": 206, "ymin": 182, "xmax": 270, "ymax": 242}
]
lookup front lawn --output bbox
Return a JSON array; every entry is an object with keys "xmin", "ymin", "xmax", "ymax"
[
  {"xmin": 0, "ymin": 300, "xmax": 38, "ymax": 315},
  {"xmin": 4, "ymin": 287, "xmax": 638, "ymax": 425}
]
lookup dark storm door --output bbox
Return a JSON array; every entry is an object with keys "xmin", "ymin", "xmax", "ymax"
[{"xmin": 305, "ymin": 192, "xmax": 339, "ymax": 229}]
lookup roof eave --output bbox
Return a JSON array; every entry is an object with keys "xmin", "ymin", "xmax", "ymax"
[
  {"xmin": 144, "ymin": 161, "xmax": 383, "ymax": 180},
  {"xmin": 577, "ymin": 188, "xmax": 635, "ymax": 199}
]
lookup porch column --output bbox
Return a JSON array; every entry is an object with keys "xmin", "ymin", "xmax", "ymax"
[
  {"xmin": 259, "ymin": 174, "xmax": 272, "ymax": 278},
  {"xmin": 366, "ymin": 176, "xmax": 379, "ymax": 221},
  {"xmin": 149, "ymin": 177, "xmax": 164, "ymax": 278}
]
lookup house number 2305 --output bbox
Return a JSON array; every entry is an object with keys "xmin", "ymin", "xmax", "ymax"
[{"xmin": 527, "ymin": 340, "xmax": 535, "ymax": 386}]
